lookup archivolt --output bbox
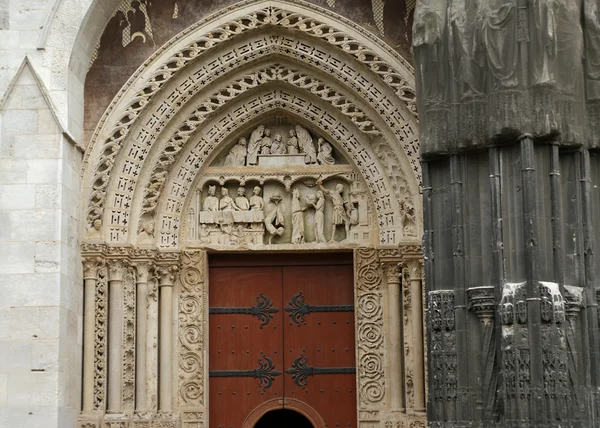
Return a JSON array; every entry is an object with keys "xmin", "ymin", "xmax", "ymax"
[{"xmin": 82, "ymin": 1, "xmax": 418, "ymax": 231}]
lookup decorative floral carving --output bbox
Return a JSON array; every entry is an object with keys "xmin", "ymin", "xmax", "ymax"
[
  {"xmin": 93, "ymin": 266, "xmax": 108, "ymax": 411},
  {"xmin": 355, "ymin": 248, "xmax": 385, "ymax": 407},
  {"xmin": 122, "ymin": 266, "xmax": 136, "ymax": 412}
]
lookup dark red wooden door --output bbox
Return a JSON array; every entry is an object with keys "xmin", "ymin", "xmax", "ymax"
[{"xmin": 209, "ymin": 254, "xmax": 356, "ymax": 428}]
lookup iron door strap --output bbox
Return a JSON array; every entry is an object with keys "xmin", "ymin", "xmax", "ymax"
[
  {"xmin": 285, "ymin": 291, "xmax": 354, "ymax": 326},
  {"xmin": 209, "ymin": 354, "xmax": 282, "ymax": 391},
  {"xmin": 209, "ymin": 293, "xmax": 279, "ymax": 328},
  {"xmin": 286, "ymin": 355, "xmax": 356, "ymax": 388}
]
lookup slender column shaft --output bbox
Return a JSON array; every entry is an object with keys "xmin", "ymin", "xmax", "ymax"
[
  {"xmin": 135, "ymin": 263, "xmax": 151, "ymax": 412},
  {"xmin": 82, "ymin": 259, "xmax": 101, "ymax": 412},
  {"xmin": 408, "ymin": 260, "xmax": 425, "ymax": 412},
  {"xmin": 157, "ymin": 265, "xmax": 178, "ymax": 412},
  {"xmin": 384, "ymin": 262, "xmax": 404, "ymax": 410},
  {"xmin": 107, "ymin": 260, "xmax": 126, "ymax": 413}
]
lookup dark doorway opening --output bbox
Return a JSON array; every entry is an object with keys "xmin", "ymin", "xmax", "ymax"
[{"xmin": 254, "ymin": 409, "xmax": 314, "ymax": 428}]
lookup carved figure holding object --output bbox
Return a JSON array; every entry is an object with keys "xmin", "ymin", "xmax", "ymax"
[
  {"xmin": 317, "ymin": 138, "xmax": 335, "ymax": 165},
  {"xmin": 203, "ymin": 185, "xmax": 219, "ymax": 211},
  {"xmin": 317, "ymin": 179, "xmax": 350, "ymax": 242},
  {"xmin": 296, "ymin": 124, "xmax": 318, "ymax": 164},
  {"xmin": 311, "ymin": 190, "xmax": 327, "ymax": 243},
  {"xmin": 265, "ymin": 194, "xmax": 285, "ymax": 244},
  {"xmin": 291, "ymin": 188, "xmax": 308, "ymax": 244}
]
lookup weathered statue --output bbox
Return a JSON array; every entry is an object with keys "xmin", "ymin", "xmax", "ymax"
[
  {"xmin": 137, "ymin": 221, "xmax": 155, "ymax": 245},
  {"xmin": 317, "ymin": 180, "xmax": 350, "ymax": 242},
  {"xmin": 247, "ymin": 125, "xmax": 264, "ymax": 165},
  {"xmin": 261, "ymin": 128, "xmax": 273, "ymax": 155},
  {"xmin": 413, "ymin": 0, "xmax": 448, "ymax": 104},
  {"xmin": 219, "ymin": 187, "xmax": 238, "ymax": 241},
  {"xmin": 554, "ymin": 0, "xmax": 584, "ymax": 94},
  {"xmin": 482, "ymin": 0, "xmax": 519, "ymax": 89},
  {"xmin": 287, "ymin": 129, "xmax": 300, "ymax": 154},
  {"xmin": 585, "ymin": 0, "xmax": 600, "ymax": 99},
  {"xmin": 87, "ymin": 219, "xmax": 103, "ymax": 239},
  {"xmin": 250, "ymin": 186, "xmax": 265, "ymax": 211},
  {"xmin": 296, "ymin": 125, "xmax": 317, "ymax": 164},
  {"xmin": 400, "ymin": 198, "xmax": 417, "ymax": 237},
  {"xmin": 270, "ymin": 134, "xmax": 287, "ymax": 155},
  {"xmin": 219, "ymin": 188, "xmax": 239, "ymax": 211},
  {"xmin": 291, "ymin": 188, "xmax": 306, "ymax": 244},
  {"xmin": 203, "ymin": 185, "xmax": 219, "ymax": 211},
  {"xmin": 311, "ymin": 191, "xmax": 327, "ymax": 243},
  {"xmin": 317, "ymin": 138, "xmax": 335, "ymax": 165},
  {"xmin": 235, "ymin": 187, "xmax": 250, "ymax": 211},
  {"xmin": 224, "ymin": 137, "xmax": 247, "ymax": 166},
  {"xmin": 264, "ymin": 194, "xmax": 285, "ymax": 244}
]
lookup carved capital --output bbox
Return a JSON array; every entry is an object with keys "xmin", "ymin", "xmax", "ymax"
[
  {"xmin": 404, "ymin": 259, "xmax": 422, "ymax": 281},
  {"xmin": 380, "ymin": 261, "xmax": 401, "ymax": 285},
  {"xmin": 134, "ymin": 262, "xmax": 152, "ymax": 284},
  {"xmin": 107, "ymin": 260, "xmax": 127, "ymax": 282},
  {"xmin": 83, "ymin": 257, "xmax": 104, "ymax": 280},
  {"xmin": 156, "ymin": 264, "xmax": 179, "ymax": 287},
  {"xmin": 564, "ymin": 285, "xmax": 584, "ymax": 320},
  {"xmin": 466, "ymin": 286, "xmax": 495, "ymax": 325}
]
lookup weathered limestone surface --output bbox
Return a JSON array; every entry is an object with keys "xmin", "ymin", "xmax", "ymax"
[{"xmin": 415, "ymin": 1, "xmax": 600, "ymax": 426}]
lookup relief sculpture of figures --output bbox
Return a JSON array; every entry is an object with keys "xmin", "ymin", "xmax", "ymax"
[
  {"xmin": 317, "ymin": 138, "xmax": 335, "ymax": 165},
  {"xmin": 250, "ymin": 186, "xmax": 265, "ymax": 211},
  {"xmin": 584, "ymin": 0, "xmax": 600, "ymax": 99},
  {"xmin": 531, "ymin": 0, "xmax": 559, "ymax": 87},
  {"xmin": 87, "ymin": 219, "xmax": 103, "ymax": 239},
  {"xmin": 317, "ymin": 179, "xmax": 350, "ymax": 242},
  {"xmin": 261, "ymin": 128, "xmax": 273, "ymax": 155},
  {"xmin": 224, "ymin": 137, "xmax": 247, "ymax": 166},
  {"xmin": 482, "ymin": 0, "xmax": 519, "ymax": 89},
  {"xmin": 235, "ymin": 187, "xmax": 250, "ymax": 210},
  {"xmin": 291, "ymin": 188, "xmax": 307, "ymax": 244},
  {"xmin": 247, "ymin": 125, "xmax": 264, "ymax": 165},
  {"xmin": 137, "ymin": 221, "xmax": 155, "ymax": 245},
  {"xmin": 287, "ymin": 129, "xmax": 300, "ymax": 154},
  {"xmin": 296, "ymin": 124, "xmax": 318, "ymax": 164},
  {"xmin": 203, "ymin": 185, "xmax": 220, "ymax": 211},
  {"xmin": 311, "ymin": 191, "xmax": 327, "ymax": 243},
  {"xmin": 270, "ymin": 134, "xmax": 287, "ymax": 155},
  {"xmin": 413, "ymin": 0, "xmax": 448, "ymax": 104},
  {"xmin": 264, "ymin": 194, "xmax": 285, "ymax": 244},
  {"xmin": 400, "ymin": 198, "xmax": 417, "ymax": 237}
]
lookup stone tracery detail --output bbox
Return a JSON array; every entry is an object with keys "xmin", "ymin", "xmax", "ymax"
[
  {"xmin": 123, "ymin": 266, "xmax": 137, "ymax": 412},
  {"xmin": 93, "ymin": 265, "xmax": 109, "ymax": 411}
]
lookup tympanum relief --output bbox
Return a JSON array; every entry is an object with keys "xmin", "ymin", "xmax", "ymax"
[{"xmin": 184, "ymin": 123, "xmax": 372, "ymax": 248}]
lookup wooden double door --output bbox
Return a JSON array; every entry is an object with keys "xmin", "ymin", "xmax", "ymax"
[{"xmin": 209, "ymin": 254, "xmax": 357, "ymax": 428}]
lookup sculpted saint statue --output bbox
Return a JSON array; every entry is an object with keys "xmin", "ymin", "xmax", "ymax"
[
  {"xmin": 317, "ymin": 179, "xmax": 350, "ymax": 242},
  {"xmin": 250, "ymin": 186, "xmax": 265, "ymax": 211},
  {"xmin": 137, "ymin": 221, "xmax": 155, "ymax": 245},
  {"xmin": 482, "ymin": 0, "xmax": 519, "ymax": 89},
  {"xmin": 219, "ymin": 188, "xmax": 239, "ymax": 211},
  {"xmin": 291, "ymin": 188, "xmax": 307, "ymax": 244},
  {"xmin": 88, "ymin": 219, "xmax": 103, "ymax": 239},
  {"xmin": 264, "ymin": 194, "xmax": 285, "ymax": 244},
  {"xmin": 317, "ymin": 138, "xmax": 335, "ymax": 165},
  {"xmin": 270, "ymin": 134, "xmax": 287, "ymax": 155},
  {"xmin": 203, "ymin": 185, "xmax": 219, "ymax": 211},
  {"xmin": 224, "ymin": 137, "xmax": 247, "ymax": 166},
  {"xmin": 235, "ymin": 187, "xmax": 250, "ymax": 211},
  {"xmin": 311, "ymin": 191, "xmax": 327, "ymax": 243},
  {"xmin": 585, "ymin": 0, "xmax": 600, "ymax": 99},
  {"xmin": 287, "ymin": 129, "xmax": 300, "ymax": 154},
  {"xmin": 247, "ymin": 125, "xmax": 264, "ymax": 165},
  {"xmin": 261, "ymin": 128, "xmax": 273, "ymax": 155},
  {"xmin": 296, "ymin": 124, "xmax": 317, "ymax": 164}
]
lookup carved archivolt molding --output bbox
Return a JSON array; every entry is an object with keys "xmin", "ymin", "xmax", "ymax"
[{"xmin": 83, "ymin": 2, "xmax": 419, "ymax": 238}]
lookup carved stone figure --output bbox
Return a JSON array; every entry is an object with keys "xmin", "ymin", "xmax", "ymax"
[
  {"xmin": 413, "ymin": 0, "xmax": 448, "ymax": 104},
  {"xmin": 317, "ymin": 180, "xmax": 350, "ymax": 242},
  {"xmin": 531, "ymin": 0, "xmax": 559, "ymax": 87},
  {"xmin": 250, "ymin": 186, "xmax": 265, "ymax": 211},
  {"xmin": 219, "ymin": 187, "xmax": 238, "ymax": 211},
  {"xmin": 291, "ymin": 188, "xmax": 306, "ymax": 244},
  {"xmin": 203, "ymin": 185, "xmax": 219, "ymax": 211},
  {"xmin": 224, "ymin": 137, "xmax": 247, "ymax": 166},
  {"xmin": 585, "ymin": 0, "xmax": 600, "ymax": 99},
  {"xmin": 482, "ymin": 0, "xmax": 519, "ymax": 89},
  {"xmin": 260, "ymin": 128, "xmax": 273, "ymax": 155},
  {"xmin": 400, "ymin": 198, "xmax": 417, "ymax": 237},
  {"xmin": 247, "ymin": 125, "xmax": 264, "ymax": 165},
  {"xmin": 287, "ymin": 129, "xmax": 300, "ymax": 154},
  {"xmin": 270, "ymin": 134, "xmax": 287, "ymax": 155},
  {"xmin": 317, "ymin": 138, "xmax": 335, "ymax": 165},
  {"xmin": 87, "ymin": 219, "xmax": 103, "ymax": 239},
  {"xmin": 264, "ymin": 194, "xmax": 285, "ymax": 244},
  {"xmin": 235, "ymin": 187, "xmax": 250, "ymax": 211},
  {"xmin": 137, "ymin": 221, "xmax": 155, "ymax": 245},
  {"xmin": 311, "ymin": 191, "xmax": 327, "ymax": 243},
  {"xmin": 296, "ymin": 124, "xmax": 317, "ymax": 164}
]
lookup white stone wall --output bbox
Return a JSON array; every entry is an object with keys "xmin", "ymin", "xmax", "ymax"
[{"xmin": 0, "ymin": 61, "xmax": 83, "ymax": 428}]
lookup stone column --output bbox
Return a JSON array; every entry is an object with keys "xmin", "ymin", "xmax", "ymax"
[
  {"xmin": 134, "ymin": 262, "xmax": 151, "ymax": 412},
  {"xmin": 107, "ymin": 260, "xmax": 126, "ymax": 413},
  {"xmin": 406, "ymin": 259, "xmax": 425, "ymax": 413},
  {"xmin": 381, "ymin": 260, "xmax": 404, "ymax": 411},
  {"xmin": 82, "ymin": 258, "xmax": 102, "ymax": 413},
  {"xmin": 157, "ymin": 264, "xmax": 179, "ymax": 412}
]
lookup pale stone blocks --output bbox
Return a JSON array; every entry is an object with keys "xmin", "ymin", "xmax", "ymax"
[
  {"xmin": 1, "ymin": 109, "xmax": 37, "ymax": 134},
  {"xmin": 0, "ymin": 273, "xmax": 60, "ymax": 307},
  {"xmin": 0, "ymin": 184, "xmax": 35, "ymax": 209},
  {"xmin": 8, "ymin": 208, "xmax": 59, "ymax": 241},
  {"xmin": 35, "ymin": 183, "xmax": 61, "ymax": 209},
  {"xmin": 0, "ymin": 241, "xmax": 34, "ymax": 273},
  {"xmin": 6, "ymin": 372, "xmax": 59, "ymax": 407},
  {"xmin": 0, "ymin": 0, "xmax": 8, "ymax": 31}
]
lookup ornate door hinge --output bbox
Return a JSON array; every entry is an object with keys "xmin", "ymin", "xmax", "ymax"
[
  {"xmin": 209, "ymin": 293, "xmax": 279, "ymax": 328},
  {"xmin": 285, "ymin": 291, "xmax": 353, "ymax": 326},
  {"xmin": 286, "ymin": 355, "xmax": 356, "ymax": 388},
  {"xmin": 209, "ymin": 354, "xmax": 282, "ymax": 391}
]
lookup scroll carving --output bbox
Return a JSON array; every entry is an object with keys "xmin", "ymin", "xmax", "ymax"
[
  {"xmin": 178, "ymin": 251, "xmax": 207, "ymax": 408},
  {"xmin": 93, "ymin": 266, "xmax": 108, "ymax": 411},
  {"xmin": 122, "ymin": 266, "xmax": 136, "ymax": 412},
  {"xmin": 428, "ymin": 290, "xmax": 456, "ymax": 404},
  {"xmin": 355, "ymin": 248, "xmax": 386, "ymax": 407}
]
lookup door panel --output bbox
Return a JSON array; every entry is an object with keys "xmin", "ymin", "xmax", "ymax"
[
  {"xmin": 209, "ymin": 266, "xmax": 284, "ymax": 428},
  {"xmin": 209, "ymin": 256, "xmax": 356, "ymax": 428},
  {"xmin": 283, "ymin": 265, "xmax": 357, "ymax": 428}
]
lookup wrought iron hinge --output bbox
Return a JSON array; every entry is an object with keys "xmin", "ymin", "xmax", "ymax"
[
  {"xmin": 209, "ymin": 293, "xmax": 279, "ymax": 328},
  {"xmin": 286, "ymin": 355, "xmax": 356, "ymax": 388},
  {"xmin": 209, "ymin": 354, "xmax": 282, "ymax": 391},
  {"xmin": 285, "ymin": 291, "xmax": 353, "ymax": 326}
]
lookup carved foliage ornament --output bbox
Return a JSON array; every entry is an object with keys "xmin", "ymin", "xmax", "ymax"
[{"xmin": 86, "ymin": 4, "xmax": 416, "ymax": 230}]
